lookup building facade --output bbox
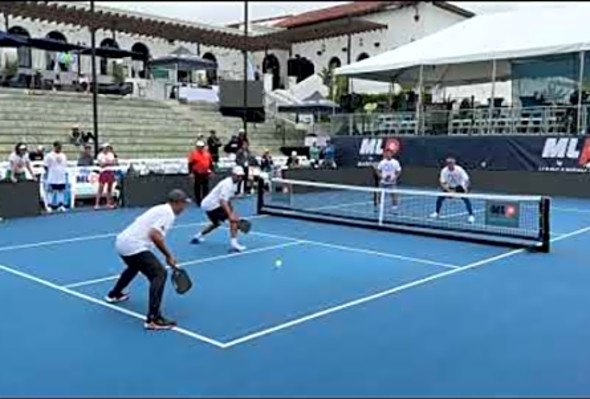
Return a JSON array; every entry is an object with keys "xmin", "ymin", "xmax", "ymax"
[{"xmin": 0, "ymin": 1, "xmax": 473, "ymax": 95}]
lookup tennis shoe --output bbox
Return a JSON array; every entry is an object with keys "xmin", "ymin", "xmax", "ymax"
[
  {"xmin": 104, "ymin": 292, "xmax": 130, "ymax": 304},
  {"xmin": 190, "ymin": 235, "xmax": 204, "ymax": 244},
  {"xmin": 145, "ymin": 316, "xmax": 176, "ymax": 330},
  {"xmin": 468, "ymin": 215, "xmax": 475, "ymax": 223},
  {"xmin": 231, "ymin": 242, "xmax": 247, "ymax": 252},
  {"xmin": 429, "ymin": 212, "xmax": 439, "ymax": 218}
]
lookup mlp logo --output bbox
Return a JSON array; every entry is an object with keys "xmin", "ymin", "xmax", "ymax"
[
  {"xmin": 541, "ymin": 137, "xmax": 590, "ymax": 167},
  {"xmin": 358, "ymin": 138, "xmax": 401, "ymax": 156}
]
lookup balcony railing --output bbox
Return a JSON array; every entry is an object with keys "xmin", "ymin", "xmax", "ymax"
[{"xmin": 329, "ymin": 105, "xmax": 590, "ymax": 136}]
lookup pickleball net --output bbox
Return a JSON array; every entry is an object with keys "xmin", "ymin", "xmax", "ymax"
[{"xmin": 257, "ymin": 178, "xmax": 551, "ymax": 252}]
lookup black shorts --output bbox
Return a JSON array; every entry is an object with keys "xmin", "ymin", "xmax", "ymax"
[
  {"xmin": 49, "ymin": 184, "xmax": 66, "ymax": 191},
  {"xmin": 450, "ymin": 186, "xmax": 467, "ymax": 193},
  {"xmin": 206, "ymin": 207, "xmax": 228, "ymax": 225}
]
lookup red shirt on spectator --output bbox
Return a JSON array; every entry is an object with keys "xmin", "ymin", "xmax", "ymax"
[{"xmin": 188, "ymin": 149, "xmax": 213, "ymax": 175}]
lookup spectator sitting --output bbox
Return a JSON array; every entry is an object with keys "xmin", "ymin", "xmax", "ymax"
[
  {"xmin": 260, "ymin": 149, "xmax": 274, "ymax": 173},
  {"xmin": 29, "ymin": 145, "xmax": 45, "ymax": 162},
  {"xmin": 7, "ymin": 142, "xmax": 35, "ymax": 182},
  {"xmin": 83, "ymin": 131, "xmax": 95, "ymax": 145},
  {"xmin": 309, "ymin": 142, "xmax": 321, "ymax": 168},
  {"xmin": 322, "ymin": 140, "xmax": 337, "ymax": 169},
  {"xmin": 224, "ymin": 133, "xmax": 241, "ymax": 155},
  {"xmin": 77, "ymin": 143, "xmax": 95, "ymax": 166},
  {"xmin": 286, "ymin": 151, "xmax": 300, "ymax": 169},
  {"xmin": 70, "ymin": 125, "xmax": 83, "ymax": 146}
]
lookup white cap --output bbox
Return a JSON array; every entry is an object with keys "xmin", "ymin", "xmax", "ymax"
[
  {"xmin": 102, "ymin": 142, "xmax": 111, "ymax": 148},
  {"xmin": 238, "ymin": 128, "xmax": 245, "ymax": 133},
  {"xmin": 232, "ymin": 166, "xmax": 245, "ymax": 176},
  {"xmin": 196, "ymin": 140, "xmax": 205, "ymax": 147}
]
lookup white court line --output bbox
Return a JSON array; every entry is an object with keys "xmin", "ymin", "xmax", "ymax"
[
  {"xmin": 552, "ymin": 206, "xmax": 590, "ymax": 214},
  {"xmin": 236, "ymin": 228, "xmax": 460, "ymax": 269},
  {"xmin": 0, "ymin": 214, "xmax": 269, "ymax": 253},
  {"xmin": 221, "ymin": 224, "xmax": 590, "ymax": 348},
  {"xmin": 0, "ymin": 262, "xmax": 226, "ymax": 348},
  {"xmin": 63, "ymin": 241, "xmax": 303, "ymax": 289}
]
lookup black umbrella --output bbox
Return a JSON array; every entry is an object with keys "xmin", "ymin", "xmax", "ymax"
[
  {"xmin": 0, "ymin": 30, "xmax": 29, "ymax": 47},
  {"xmin": 148, "ymin": 54, "xmax": 217, "ymax": 71},
  {"xmin": 27, "ymin": 37, "xmax": 85, "ymax": 52},
  {"xmin": 78, "ymin": 46, "xmax": 141, "ymax": 59}
]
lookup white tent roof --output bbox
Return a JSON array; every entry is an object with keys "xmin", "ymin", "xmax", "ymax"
[{"xmin": 335, "ymin": 6, "xmax": 590, "ymax": 86}]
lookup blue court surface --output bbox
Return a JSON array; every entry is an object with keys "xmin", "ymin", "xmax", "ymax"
[{"xmin": 1, "ymin": 193, "xmax": 590, "ymax": 397}]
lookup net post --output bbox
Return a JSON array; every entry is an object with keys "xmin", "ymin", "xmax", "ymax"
[
  {"xmin": 539, "ymin": 196, "xmax": 551, "ymax": 253},
  {"xmin": 256, "ymin": 176, "xmax": 265, "ymax": 214},
  {"xmin": 378, "ymin": 189, "xmax": 386, "ymax": 226}
]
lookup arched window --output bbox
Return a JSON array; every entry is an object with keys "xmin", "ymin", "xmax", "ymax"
[
  {"xmin": 356, "ymin": 53, "xmax": 370, "ymax": 62},
  {"xmin": 131, "ymin": 42, "xmax": 150, "ymax": 79},
  {"xmin": 328, "ymin": 57, "xmax": 341, "ymax": 71},
  {"xmin": 202, "ymin": 52, "xmax": 217, "ymax": 85},
  {"xmin": 99, "ymin": 38, "xmax": 119, "ymax": 75},
  {"xmin": 262, "ymin": 53, "xmax": 280, "ymax": 90},
  {"xmin": 8, "ymin": 26, "xmax": 31, "ymax": 68},
  {"xmin": 45, "ymin": 31, "xmax": 68, "ymax": 71}
]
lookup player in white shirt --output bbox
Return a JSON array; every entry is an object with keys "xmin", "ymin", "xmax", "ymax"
[
  {"xmin": 191, "ymin": 166, "xmax": 247, "ymax": 252},
  {"xmin": 105, "ymin": 189, "xmax": 190, "ymax": 330},
  {"xmin": 376, "ymin": 148, "xmax": 402, "ymax": 209},
  {"xmin": 430, "ymin": 157, "xmax": 475, "ymax": 223},
  {"xmin": 43, "ymin": 141, "xmax": 68, "ymax": 213}
]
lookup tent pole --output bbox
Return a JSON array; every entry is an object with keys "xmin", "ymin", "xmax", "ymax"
[
  {"xmin": 415, "ymin": 64, "xmax": 424, "ymax": 135},
  {"xmin": 577, "ymin": 50, "xmax": 585, "ymax": 135},
  {"xmin": 90, "ymin": 0, "xmax": 99, "ymax": 158},
  {"xmin": 489, "ymin": 58, "xmax": 497, "ymax": 134}
]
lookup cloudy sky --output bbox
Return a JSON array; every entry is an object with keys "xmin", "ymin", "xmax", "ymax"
[{"xmin": 95, "ymin": 1, "xmax": 581, "ymax": 27}]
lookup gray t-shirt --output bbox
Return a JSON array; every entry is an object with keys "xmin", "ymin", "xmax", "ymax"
[{"xmin": 77, "ymin": 153, "xmax": 94, "ymax": 167}]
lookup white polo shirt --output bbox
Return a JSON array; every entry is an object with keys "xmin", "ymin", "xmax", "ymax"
[
  {"xmin": 43, "ymin": 151, "xmax": 68, "ymax": 185},
  {"xmin": 440, "ymin": 165, "xmax": 470, "ymax": 189},
  {"xmin": 377, "ymin": 158, "xmax": 402, "ymax": 185},
  {"xmin": 8, "ymin": 152, "xmax": 30, "ymax": 174},
  {"xmin": 116, "ymin": 203, "xmax": 176, "ymax": 257},
  {"xmin": 201, "ymin": 177, "xmax": 237, "ymax": 212}
]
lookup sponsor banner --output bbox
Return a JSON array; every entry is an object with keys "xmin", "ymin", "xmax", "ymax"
[
  {"xmin": 485, "ymin": 201, "xmax": 520, "ymax": 228},
  {"xmin": 333, "ymin": 135, "xmax": 590, "ymax": 173}
]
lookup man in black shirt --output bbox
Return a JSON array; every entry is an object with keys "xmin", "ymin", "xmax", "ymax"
[
  {"xmin": 206, "ymin": 130, "xmax": 222, "ymax": 167},
  {"xmin": 77, "ymin": 144, "xmax": 95, "ymax": 166}
]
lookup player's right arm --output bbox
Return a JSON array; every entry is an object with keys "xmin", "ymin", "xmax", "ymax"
[
  {"xmin": 149, "ymin": 228, "xmax": 177, "ymax": 269},
  {"xmin": 439, "ymin": 169, "xmax": 450, "ymax": 192},
  {"xmin": 220, "ymin": 199, "xmax": 238, "ymax": 223}
]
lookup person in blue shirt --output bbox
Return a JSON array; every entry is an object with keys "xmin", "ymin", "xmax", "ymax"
[{"xmin": 322, "ymin": 140, "xmax": 336, "ymax": 169}]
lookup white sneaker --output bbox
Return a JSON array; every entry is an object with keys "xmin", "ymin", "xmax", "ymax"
[
  {"xmin": 429, "ymin": 212, "xmax": 439, "ymax": 218},
  {"xmin": 392, "ymin": 205, "xmax": 399, "ymax": 211},
  {"xmin": 190, "ymin": 236, "xmax": 204, "ymax": 244},
  {"xmin": 46, "ymin": 208, "xmax": 53, "ymax": 214},
  {"xmin": 468, "ymin": 215, "xmax": 475, "ymax": 223},
  {"xmin": 58, "ymin": 206, "xmax": 67, "ymax": 213},
  {"xmin": 231, "ymin": 242, "xmax": 247, "ymax": 252}
]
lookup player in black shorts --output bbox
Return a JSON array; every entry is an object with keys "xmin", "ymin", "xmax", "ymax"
[{"xmin": 191, "ymin": 166, "xmax": 247, "ymax": 252}]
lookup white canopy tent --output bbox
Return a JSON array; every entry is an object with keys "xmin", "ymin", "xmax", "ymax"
[
  {"xmin": 335, "ymin": 5, "xmax": 590, "ymax": 86},
  {"xmin": 334, "ymin": 5, "xmax": 590, "ymax": 134}
]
